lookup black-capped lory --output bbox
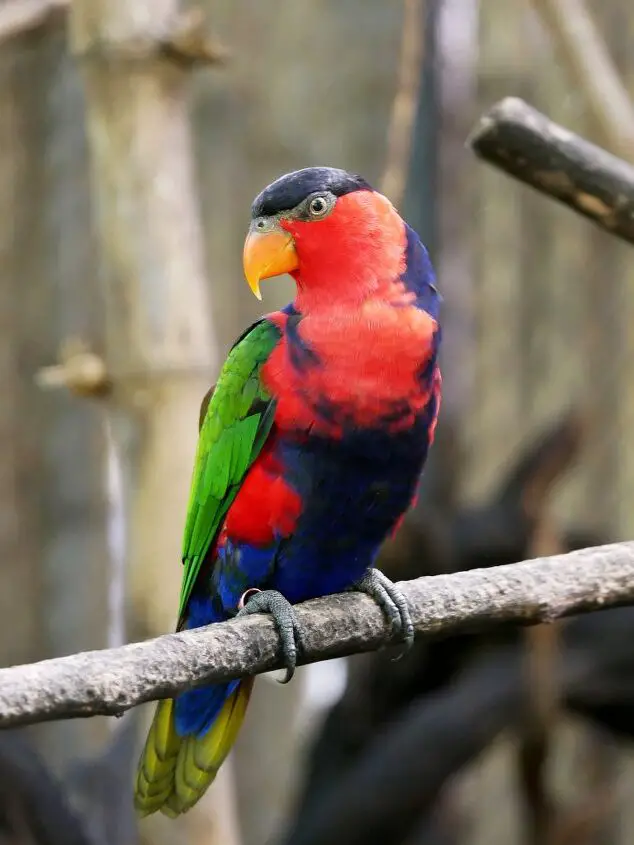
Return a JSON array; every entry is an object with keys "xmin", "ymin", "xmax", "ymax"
[{"xmin": 134, "ymin": 167, "xmax": 442, "ymax": 816}]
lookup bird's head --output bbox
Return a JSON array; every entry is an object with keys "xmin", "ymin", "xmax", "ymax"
[{"xmin": 243, "ymin": 167, "xmax": 407, "ymax": 309}]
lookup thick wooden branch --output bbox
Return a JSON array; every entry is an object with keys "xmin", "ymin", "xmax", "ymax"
[
  {"xmin": 468, "ymin": 97, "xmax": 634, "ymax": 246},
  {"xmin": 1, "ymin": 542, "xmax": 634, "ymax": 729}
]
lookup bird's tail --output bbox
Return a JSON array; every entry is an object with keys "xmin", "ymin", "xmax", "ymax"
[{"xmin": 133, "ymin": 678, "xmax": 254, "ymax": 817}]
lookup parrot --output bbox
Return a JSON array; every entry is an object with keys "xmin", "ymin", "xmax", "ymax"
[{"xmin": 133, "ymin": 166, "xmax": 442, "ymax": 818}]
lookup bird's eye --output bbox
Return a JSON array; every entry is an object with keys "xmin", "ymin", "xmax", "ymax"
[
  {"xmin": 255, "ymin": 217, "xmax": 268, "ymax": 231},
  {"xmin": 308, "ymin": 195, "xmax": 330, "ymax": 218}
]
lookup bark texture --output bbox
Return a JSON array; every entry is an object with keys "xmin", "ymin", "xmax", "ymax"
[{"xmin": 1, "ymin": 542, "xmax": 634, "ymax": 728}]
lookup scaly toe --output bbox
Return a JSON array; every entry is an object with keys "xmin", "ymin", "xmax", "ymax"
[
  {"xmin": 354, "ymin": 568, "xmax": 414, "ymax": 655},
  {"xmin": 236, "ymin": 589, "xmax": 305, "ymax": 683}
]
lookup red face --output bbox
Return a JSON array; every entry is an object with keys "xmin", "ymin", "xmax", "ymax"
[{"xmin": 242, "ymin": 188, "xmax": 406, "ymax": 310}]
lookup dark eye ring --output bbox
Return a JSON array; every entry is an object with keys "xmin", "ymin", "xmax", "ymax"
[{"xmin": 308, "ymin": 196, "xmax": 329, "ymax": 217}]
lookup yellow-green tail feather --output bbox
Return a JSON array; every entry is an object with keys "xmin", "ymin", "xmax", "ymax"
[{"xmin": 134, "ymin": 680, "xmax": 254, "ymax": 817}]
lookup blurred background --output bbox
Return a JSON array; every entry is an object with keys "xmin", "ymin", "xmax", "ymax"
[{"xmin": 2, "ymin": 1, "xmax": 634, "ymax": 844}]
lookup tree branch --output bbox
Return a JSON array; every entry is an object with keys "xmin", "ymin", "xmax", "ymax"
[
  {"xmin": 1, "ymin": 542, "xmax": 634, "ymax": 729},
  {"xmin": 468, "ymin": 97, "xmax": 634, "ymax": 246}
]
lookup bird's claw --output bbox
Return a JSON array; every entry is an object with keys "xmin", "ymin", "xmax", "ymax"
[
  {"xmin": 354, "ymin": 567, "xmax": 414, "ymax": 658},
  {"xmin": 236, "ymin": 589, "xmax": 305, "ymax": 683}
]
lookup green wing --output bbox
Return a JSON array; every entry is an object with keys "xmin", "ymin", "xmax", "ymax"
[{"xmin": 177, "ymin": 318, "xmax": 281, "ymax": 625}]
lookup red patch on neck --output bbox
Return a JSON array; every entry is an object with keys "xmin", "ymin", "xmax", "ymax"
[
  {"xmin": 281, "ymin": 191, "xmax": 406, "ymax": 310},
  {"xmin": 260, "ymin": 190, "xmax": 441, "ymax": 440}
]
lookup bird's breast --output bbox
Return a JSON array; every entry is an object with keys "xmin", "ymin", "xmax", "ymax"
[{"xmin": 263, "ymin": 300, "xmax": 439, "ymax": 438}]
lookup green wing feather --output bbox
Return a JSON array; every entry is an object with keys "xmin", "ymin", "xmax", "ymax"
[{"xmin": 177, "ymin": 318, "xmax": 281, "ymax": 625}]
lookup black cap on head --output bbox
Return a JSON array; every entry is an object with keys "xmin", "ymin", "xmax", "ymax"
[{"xmin": 251, "ymin": 167, "xmax": 373, "ymax": 219}]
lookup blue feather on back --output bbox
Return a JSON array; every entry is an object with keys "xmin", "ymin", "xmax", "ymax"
[{"xmin": 401, "ymin": 223, "xmax": 441, "ymax": 319}]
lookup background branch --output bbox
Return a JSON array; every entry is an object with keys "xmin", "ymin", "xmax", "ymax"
[
  {"xmin": 467, "ymin": 97, "xmax": 634, "ymax": 245},
  {"xmin": 1, "ymin": 541, "xmax": 634, "ymax": 729},
  {"xmin": 528, "ymin": 0, "xmax": 634, "ymax": 159}
]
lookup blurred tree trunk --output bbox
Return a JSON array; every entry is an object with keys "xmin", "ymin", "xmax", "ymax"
[
  {"xmin": 67, "ymin": 3, "xmax": 242, "ymax": 844},
  {"xmin": 0, "ymin": 30, "xmax": 44, "ymax": 675},
  {"xmin": 0, "ymin": 22, "xmax": 110, "ymax": 769}
]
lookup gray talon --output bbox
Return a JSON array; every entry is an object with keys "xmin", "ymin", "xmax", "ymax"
[
  {"xmin": 236, "ymin": 589, "xmax": 305, "ymax": 683},
  {"xmin": 354, "ymin": 567, "xmax": 414, "ymax": 655}
]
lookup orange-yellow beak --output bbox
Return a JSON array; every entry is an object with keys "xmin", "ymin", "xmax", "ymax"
[{"xmin": 242, "ymin": 228, "xmax": 299, "ymax": 300}]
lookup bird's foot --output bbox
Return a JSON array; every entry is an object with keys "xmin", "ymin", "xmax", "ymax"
[
  {"xmin": 236, "ymin": 589, "xmax": 305, "ymax": 684},
  {"xmin": 353, "ymin": 568, "xmax": 414, "ymax": 656}
]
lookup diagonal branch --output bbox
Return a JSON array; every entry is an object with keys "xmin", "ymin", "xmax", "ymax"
[
  {"xmin": 1, "ymin": 542, "xmax": 634, "ymax": 729},
  {"xmin": 467, "ymin": 97, "xmax": 634, "ymax": 246}
]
